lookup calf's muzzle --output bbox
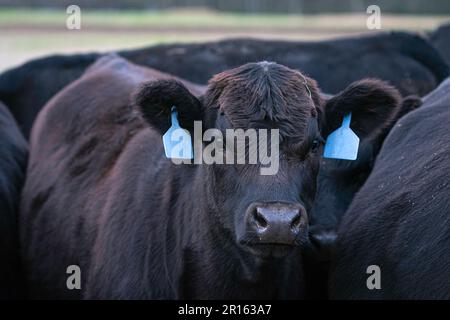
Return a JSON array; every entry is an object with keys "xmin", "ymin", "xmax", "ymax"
[{"xmin": 246, "ymin": 202, "xmax": 307, "ymax": 245}]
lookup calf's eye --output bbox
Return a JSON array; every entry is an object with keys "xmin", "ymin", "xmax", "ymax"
[{"xmin": 311, "ymin": 139, "xmax": 321, "ymax": 153}]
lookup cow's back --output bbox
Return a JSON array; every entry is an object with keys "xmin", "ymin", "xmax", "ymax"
[
  {"xmin": 123, "ymin": 32, "xmax": 448, "ymax": 96},
  {"xmin": 430, "ymin": 23, "xmax": 450, "ymax": 65}
]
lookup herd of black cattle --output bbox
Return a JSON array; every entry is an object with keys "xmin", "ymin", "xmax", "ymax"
[{"xmin": 0, "ymin": 24, "xmax": 449, "ymax": 300}]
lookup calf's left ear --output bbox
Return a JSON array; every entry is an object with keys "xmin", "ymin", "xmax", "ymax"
[
  {"xmin": 133, "ymin": 79, "xmax": 203, "ymax": 135},
  {"xmin": 321, "ymin": 79, "xmax": 402, "ymax": 139}
]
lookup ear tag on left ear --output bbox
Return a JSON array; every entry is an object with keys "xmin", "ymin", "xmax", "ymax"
[
  {"xmin": 323, "ymin": 113, "xmax": 359, "ymax": 161},
  {"xmin": 162, "ymin": 106, "xmax": 193, "ymax": 159}
]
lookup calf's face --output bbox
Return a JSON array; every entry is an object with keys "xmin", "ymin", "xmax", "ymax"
[
  {"xmin": 135, "ymin": 62, "xmax": 401, "ymax": 259},
  {"xmin": 201, "ymin": 62, "xmax": 324, "ymax": 257}
]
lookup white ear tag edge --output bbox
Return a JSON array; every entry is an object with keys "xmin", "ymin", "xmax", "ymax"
[{"xmin": 162, "ymin": 106, "xmax": 194, "ymax": 160}]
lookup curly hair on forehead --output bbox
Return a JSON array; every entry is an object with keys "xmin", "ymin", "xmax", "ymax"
[{"xmin": 203, "ymin": 62, "xmax": 322, "ymax": 142}]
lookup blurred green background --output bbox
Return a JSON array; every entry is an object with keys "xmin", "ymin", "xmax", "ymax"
[{"xmin": 1, "ymin": 0, "xmax": 450, "ymax": 72}]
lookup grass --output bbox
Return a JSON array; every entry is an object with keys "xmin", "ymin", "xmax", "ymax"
[
  {"xmin": 0, "ymin": 8, "xmax": 449, "ymax": 31},
  {"xmin": 1, "ymin": 8, "xmax": 449, "ymax": 72}
]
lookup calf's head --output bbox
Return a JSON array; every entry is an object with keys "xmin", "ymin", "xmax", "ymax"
[{"xmin": 134, "ymin": 62, "xmax": 401, "ymax": 259}]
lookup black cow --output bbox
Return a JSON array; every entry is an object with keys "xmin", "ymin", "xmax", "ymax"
[
  {"xmin": 20, "ymin": 55, "xmax": 402, "ymax": 299},
  {"xmin": 1, "ymin": 31, "xmax": 447, "ymax": 138},
  {"xmin": 430, "ymin": 23, "xmax": 450, "ymax": 65},
  {"xmin": 329, "ymin": 78, "xmax": 450, "ymax": 299},
  {"xmin": 304, "ymin": 93, "xmax": 421, "ymax": 298},
  {"xmin": 0, "ymin": 101, "xmax": 28, "ymax": 299}
]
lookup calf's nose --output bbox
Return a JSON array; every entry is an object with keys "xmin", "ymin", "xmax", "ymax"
[{"xmin": 247, "ymin": 202, "xmax": 307, "ymax": 245}]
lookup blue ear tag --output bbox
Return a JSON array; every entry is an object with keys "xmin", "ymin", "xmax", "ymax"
[
  {"xmin": 323, "ymin": 113, "xmax": 359, "ymax": 161},
  {"xmin": 162, "ymin": 106, "xmax": 193, "ymax": 159}
]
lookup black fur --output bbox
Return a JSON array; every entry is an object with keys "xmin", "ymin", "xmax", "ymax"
[
  {"xmin": 430, "ymin": 23, "xmax": 450, "ymax": 65},
  {"xmin": 0, "ymin": 101, "xmax": 28, "ymax": 299},
  {"xmin": 329, "ymin": 77, "xmax": 450, "ymax": 299}
]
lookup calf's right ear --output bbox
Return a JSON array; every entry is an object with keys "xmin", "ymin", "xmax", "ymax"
[{"xmin": 133, "ymin": 79, "xmax": 203, "ymax": 135}]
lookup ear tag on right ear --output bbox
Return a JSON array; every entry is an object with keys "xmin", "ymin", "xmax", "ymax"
[
  {"xmin": 323, "ymin": 113, "xmax": 359, "ymax": 161},
  {"xmin": 162, "ymin": 106, "xmax": 193, "ymax": 159}
]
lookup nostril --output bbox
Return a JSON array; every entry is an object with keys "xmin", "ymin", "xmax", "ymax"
[
  {"xmin": 253, "ymin": 209, "xmax": 268, "ymax": 230},
  {"xmin": 290, "ymin": 213, "xmax": 301, "ymax": 233}
]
